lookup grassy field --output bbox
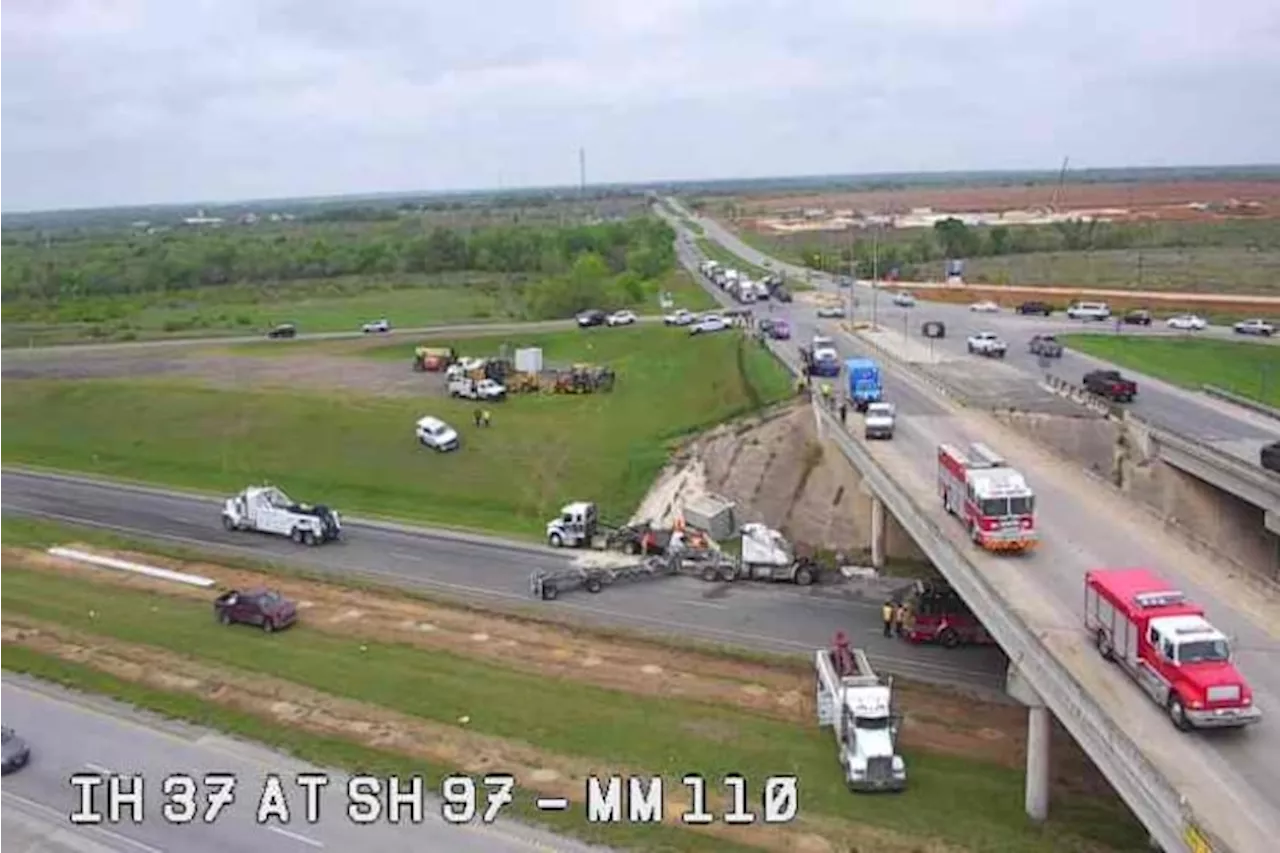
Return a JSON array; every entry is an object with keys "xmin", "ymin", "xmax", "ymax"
[
  {"xmin": 2, "ymin": 563, "xmax": 1146, "ymax": 852},
  {"xmin": 2, "ymin": 268, "xmax": 716, "ymax": 348},
  {"xmin": 2, "ymin": 327, "xmax": 793, "ymax": 537},
  {"xmin": 1059, "ymin": 335, "xmax": 1280, "ymax": 407}
]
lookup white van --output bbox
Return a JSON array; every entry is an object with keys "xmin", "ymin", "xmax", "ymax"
[{"xmin": 1066, "ymin": 301, "xmax": 1111, "ymax": 321}]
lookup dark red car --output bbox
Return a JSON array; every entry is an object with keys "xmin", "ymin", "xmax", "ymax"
[{"xmin": 214, "ymin": 588, "xmax": 298, "ymax": 632}]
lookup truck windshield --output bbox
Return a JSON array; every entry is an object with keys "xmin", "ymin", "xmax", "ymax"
[
  {"xmin": 979, "ymin": 498, "xmax": 1008, "ymax": 517},
  {"xmin": 1010, "ymin": 495, "xmax": 1034, "ymax": 515},
  {"xmin": 854, "ymin": 716, "xmax": 892, "ymax": 730},
  {"xmin": 1179, "ymin": 639, "xmax": 1230, "ymax": 664}
]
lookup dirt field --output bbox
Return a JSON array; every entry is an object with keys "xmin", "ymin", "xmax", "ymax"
[
  {"xmin": 6, "ymin": 544, "xmax": 1112, "ymax": 801},
  {"xmin": 730, "ymin": 180, "xmax": 1280, "ymax": 220}
]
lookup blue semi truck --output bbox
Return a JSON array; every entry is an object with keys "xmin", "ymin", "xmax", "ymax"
[{"xmin": 845, "ymin": 358, "xmax": 883, "ymax": 411}]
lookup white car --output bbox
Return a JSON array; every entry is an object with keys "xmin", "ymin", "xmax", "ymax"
[
  {"xmin": 1066, "ymin": 301, "xmax": 1111, "ymax": 321},
  {"xmin": 966, "ymin": 331, "xmax": 1008, "ymax": 358},
  {"xmin": 415, "ymin": 416, "xmax": 460, "ymax": 452},
  {"xmin": 816, "ymin": 305, "xmax": 847, "ymax": 319},
  {"xmin": 690, "ymin": 315, "xmax": 729, "ymax": 335},
  {"xmin": 664, "ymin": 309, "xmax": 695, "ymax": 326},
  {"xmin": 892, "ymin": 292, "xmax": 916, "ymax": 308},
  {"xmin": 864, "ymin": 402, "xmax": 896, "ymax": 440},
  {"xmin": 606, "ymin": 310, "xmax": 637, "ymax": 327},
  {"xmin": 969, "ymin": 300, "xmax": 1000, "ymax": 313},
  {"xmin": 362, "ymin": 319, "xmax": 390, "ymax": 334},
  {"xmin": 1234, "ymin": 318, "xmax": 1275, "ymax": 337},
  {"xmin": 1167, "ymin": 314, "xmax": 1207, "ymax": 331}
]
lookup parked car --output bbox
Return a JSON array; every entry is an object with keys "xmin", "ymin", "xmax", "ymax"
[
  {"xmin": 1017, "ymin": 301, "xmax": 1054, "ymax": 316},
  {"xmin": 214, "ymin": 588, "xmax": 298, "ymax": 633},
  {"xmin": 969, "ymin": 300, "xmax": 1000, "ymax": 313},
  {"xmin": 1083, "ymin": 369, "xmax": 1138, "ymax": 402},
  {"xmin": 1262, "ymin": 441, "xmax": 1280, "ymax": 473},
  {"xmin": 773, "ymin": 287, "xmax": 793, "ymax": 303},
  {"xmin": 816, "ymin": 305, "xmax": 847, "ymax": 319},
  {"xmin": 1028, "ymin": 334, "xmax": 1064, "ymax": 357},
  {"xmin": 664, "ymin": 309, "xmax": 695, "ymax": 326},
  {"xmin": 576, "ymin": 309, "xmax": 606, "ymax": 328},
  {"xmin": 1066, "ymin": 301, "xmax": 1111, "ymax": 321},
  {"xmin": 415, "ymin": 415, "xmax": 460, "ymax": 452},
  {"xmin": 1167, "ymin": 314, "xmax": 1207, "ymax": 331},
  {"xmin": 606, "ymin": 310, "xmax": 637, "ymax": 327},
  {"xmin": 361, "ymin": 319, "xmax": 390, "ymax": 334},
  {"xmin": 267, "ymin": 323, "xmax": 297, "ymax": 339},
  {"xmin": 1234, "ymin": 318, "xmax": 1275, "ymax": 337},
  {"xmin": 2, "ymin": 727, "xmax": 31, "ymax": 775},
  {"xmin": 966, "ymin": 331, "xmax": 1007, "ymax": 358},
  {"xmin": 690, "ymin": 315, "xmax": 729, "ymax": 335},
  {"xmin": 891, "ymin": 292, "xmax": 917, "ymax": 308},
  {"xmin": 765, "ymin": 319, "xmax": 791, "ymax": 340},
  {"xmin": 1122, "ymin": 309, "xmax": 1153, "ymax": 326}
]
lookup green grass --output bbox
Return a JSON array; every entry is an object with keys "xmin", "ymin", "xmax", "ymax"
[
  {"xmin": 2, "ymin": 327, "xmax": 792, "ymax": 538},
  {"xmin": 1, "ymin": 567, "xmax": 1146, "ymax": 852},
  {"xmin": 2, "ymin": 268, "xmax": 716, "ymax": 348},
  {"xmin": 1058, "ymin": 335, "xmax": 1280, "ymax": 407},
  {"xmin": 2, "ymin": 647, "xmax": 755, "ymax": 853}
]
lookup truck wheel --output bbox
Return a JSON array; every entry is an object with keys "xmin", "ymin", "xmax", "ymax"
[
  {"xmin": 302, "ymin": 530, "xmax": 318, "ymax": 546},
  {"xmin": 218, "ymin": 610, "xmax": 231, "ymax": 625},
  {"xmin": 1094, "ymin": 629, "xmax": 1114, "ymax": 661},
  {"xmin": 793, "ymin": 566, "xmax": 815, "ymax": 586},
  {"xmin": 262, "ymin": 618, "xmax": 275, "ymax": 633},
  {"xmin": 717, "ymin": 564, "xmax": 738, "ymax": 582},
  {"xmin": 1167, "ymin": 695, "xmax": 1192, "ymax": 732},
  {"xmin": 585, "ymin": 577, "xmax": 603, "ymax": 594},
  {"xmin": 625, "ymin": 540, "xmax": 641, "ymax": 555},
  {"xmin": 541, "ymin": 583, "xmax": 559, "ymax": 601},
  {"xmin": 700, "ymin": 565, "xmax": 720, "ymax": 582},
  {"xmin": 222, "ymin": 515, "xmax": 236, "ymax": 531},
  {"xmin": 291, "ymin": 528, "xmax": 305, "ymax": 544},
  {"xmin": 548, "ymin": 532, "xmax": 564, "ymax": 548},
  {"xmin": 939, "ymin": 628, "xmax": 961, "ymax": 649}
]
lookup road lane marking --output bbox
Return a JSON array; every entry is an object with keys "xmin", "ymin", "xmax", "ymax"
[
  {"xmin": 676, "ymin": 600, "xmax": 727, "ymax": 609},
  {"xmin": 85, "ymin": 761, "xmax": 113, "ymax": 775},
  {"xmin": 267, "ymin": 826, "xmax": 325, "ymax": 848},
  {"xmin": 2, "ymin": 791, "xmax": 166, "ymax": 853}
]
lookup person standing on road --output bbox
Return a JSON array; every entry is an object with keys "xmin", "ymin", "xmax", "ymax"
[
  {"xmin": 895, "ymin": 602, "xmax": 909, "ymax": 637},
  {"xmin": 839, "ymin": 401, "xmax": 848, "ymax": 424},
  {"xmin": 881, "ymin": 600, "xmax": 895, "ymax": 638}
]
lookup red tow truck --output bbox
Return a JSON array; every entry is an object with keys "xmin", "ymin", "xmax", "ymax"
[
  {"xmin": 901, "ymin": 580, "xmax": 994, "ymax": 648},
  {"xmin": 1084, "ymin": 568, "xmax": 1261, "ymax": 731}
]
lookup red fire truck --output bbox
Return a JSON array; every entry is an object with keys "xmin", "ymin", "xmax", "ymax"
[
  {"xmin": 1084, "ymin": 568, "xmax": 1261, "ymax": 731},
  {"xmin": 901, "ymin": 580, "xmax": 994, "ymax": 648},
  {"xmin": 937, "ymin": 442, "xmax": 1037, "ymax": 553}
]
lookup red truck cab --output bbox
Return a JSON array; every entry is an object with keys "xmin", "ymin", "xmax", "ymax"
[
  {"xmin": 1084, "ymin": 568, "xmax": 1260, "ymax": 731},
  {"xmin": 902, "ymin": 580, "xmax": 995, "ymax": 648}
]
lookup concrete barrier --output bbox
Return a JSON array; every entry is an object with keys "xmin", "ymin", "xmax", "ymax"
[
  {"xmin": 1203, "ymin": 384, "xmax": 1280, "ymax": 421},
  {"xmin": 47, "ymin": 546, "xmax": 216, "ymax": 587}
]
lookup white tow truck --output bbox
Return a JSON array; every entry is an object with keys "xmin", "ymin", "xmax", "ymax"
[
  {"xmin": 815, "ymin": 633, "xmax": 907, "ymax": 792},
  {"xmin": 221, "ymin": 485, "xmax": 342, "ymax": 546}
]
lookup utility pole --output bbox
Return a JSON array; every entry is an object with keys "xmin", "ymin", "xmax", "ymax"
[{"xmin": 871, "ymin": 227, "xmax": 880, "ymax": 328}]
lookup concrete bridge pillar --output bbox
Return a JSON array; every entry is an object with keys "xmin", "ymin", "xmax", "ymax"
[
  {"xmin": 869, "ymin": 495, "xmax": 886, "ymax": 569},
  {"xmin": 1006, "ymin": 663, "xmax": 1051, "ymax": 822}
]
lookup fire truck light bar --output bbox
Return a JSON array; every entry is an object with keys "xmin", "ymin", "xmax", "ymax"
[{"xmin": 1133, "ymin": 591, "xmax": 1186, "ymax": 608}]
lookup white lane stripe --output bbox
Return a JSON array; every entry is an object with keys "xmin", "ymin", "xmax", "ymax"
[{"xmin": 267, "ymin": 826, "xmax": 325, "ymax": 848}]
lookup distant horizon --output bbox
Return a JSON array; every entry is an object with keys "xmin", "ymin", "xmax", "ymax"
[{"xmin": 5, "ymin": 162, "xmax": 1279, "ymax": 222}]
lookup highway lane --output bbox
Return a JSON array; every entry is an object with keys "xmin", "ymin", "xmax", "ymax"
[
  {"xmin": 0, "ymin": 470, "xmax": 1009, "ymax": 692},
  {"xmin": 0, "ymin": 678, "xmax": 607, "ymax": 853},
  {"xmin": 672, "ymin": 205, "xmax": 1280, "ymax": 850},
  {"xmin": 669, "ymin": 199, "xmax": 1280, "ymax": 448}
]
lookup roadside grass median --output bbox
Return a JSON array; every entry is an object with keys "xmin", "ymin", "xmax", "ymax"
[
  {"xmin": 2, "ymin": 326, "xmax": 793, "ymax": 538},
  {"xmin": 1058, "ymin": 335, "xmax": 1280, "ymax": 408},
  {"xmin": 1, "ymin": 565, "xmax": 1147, "ymax": 853}
]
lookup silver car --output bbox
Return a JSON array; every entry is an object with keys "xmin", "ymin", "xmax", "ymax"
[{"xmin": 2, "ymin": 726, "xmax": 31, "ymax": 774}]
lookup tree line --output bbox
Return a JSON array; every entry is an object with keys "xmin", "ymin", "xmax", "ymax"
[{"xmin": 1, "ymin": 217, "xmax": 677, "ymax": 305}]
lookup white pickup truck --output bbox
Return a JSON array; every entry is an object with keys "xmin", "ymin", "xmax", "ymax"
[
  {"xmin": 864, "ymin": 402, "xmax": 896, "ymax": 440},
  {"xmin": 448, "ymin": 377, "xmax": 507, "ymax": 400},
  {"xmin": 966, "ymin": 332, "xmax": 1007, "ymax": 358}
]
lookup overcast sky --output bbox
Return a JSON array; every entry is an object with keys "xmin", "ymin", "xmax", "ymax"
[{"xmin": 3, "ymin": 0, "xmax": 1278, "ymax": 211}]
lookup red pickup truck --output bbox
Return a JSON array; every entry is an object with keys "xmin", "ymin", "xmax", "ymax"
[
  {"xmin": 1083, "ymin": 369, "xmax": 1138, "ymax": 402},
  {"xmin": 214, "ymin": 588, "xmax": 298, "ymax": 632}
]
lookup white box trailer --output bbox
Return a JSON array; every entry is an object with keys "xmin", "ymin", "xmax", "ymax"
[{"xmin": 815, "ymin": 636, "xmax": 907, "ymax": 791}]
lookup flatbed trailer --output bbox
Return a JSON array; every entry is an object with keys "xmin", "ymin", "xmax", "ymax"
[{"xmin": 530, "ymin": 555, "xmax": 685, "ymax": 600}]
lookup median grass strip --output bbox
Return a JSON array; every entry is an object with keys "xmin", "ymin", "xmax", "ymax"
[
  {"xmin": 1, "ymin": 565, "xmax": 1146, "ymax": 852},
  {"xmin": 2, "ymin": 327, "xmax": 792, "ymax": 537},
  {"xmin": 1058, "ymin": 335, "xmax": 1280, "ymax": 408}
]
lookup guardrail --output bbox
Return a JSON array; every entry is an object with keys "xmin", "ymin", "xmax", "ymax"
[
  {"xmin": 1203, "ymin": 384, "xmax": 1280, "ymax": 421},
  {"xmin": 813, "ymin": 403, "xmax": 1221, "ymax": 853}
]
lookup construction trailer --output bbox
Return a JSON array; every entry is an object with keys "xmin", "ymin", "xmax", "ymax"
[{"xmin": 815, "ymin": 634, "xmax": 907, "ymax": 792}]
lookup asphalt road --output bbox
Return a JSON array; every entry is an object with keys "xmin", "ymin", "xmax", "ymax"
[
  {"xmin": 0, "ymin": 677, "xmax": 609, "ymax": 853},
  {"xmin": 0, "ymin": 470, "xmax": 1009, "ymax": 692},
  {"xmin": 668, "ymin": 203, "xmax": 1280, "ymax": 850},
  {"xmin": 668, "ymin": 199, "xmax": 1280, "ymax": 456}
]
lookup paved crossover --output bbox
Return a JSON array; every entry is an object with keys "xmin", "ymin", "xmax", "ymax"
[
  {"xmin": 672, "ymin": 201, "xmax": 1280, "ymax": 851},
  {"xmin": 1, "ymin": 678, "xmax": 606, "ymax": 853}
]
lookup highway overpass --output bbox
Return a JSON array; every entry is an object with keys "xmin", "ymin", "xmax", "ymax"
[{"xmin": 667, "ymin": 199, "xmax": 1280, "ymax": 853}]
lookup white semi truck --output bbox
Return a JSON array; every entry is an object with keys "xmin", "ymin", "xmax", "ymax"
[{"xmin": 815, "ymin": 634, "xmax": 907, "ymax": 792}]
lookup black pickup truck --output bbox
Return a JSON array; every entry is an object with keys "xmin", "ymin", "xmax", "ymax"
[{"xmin": 1083, "ymin": 369, "xmax": 1138, "ymax": 402}]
